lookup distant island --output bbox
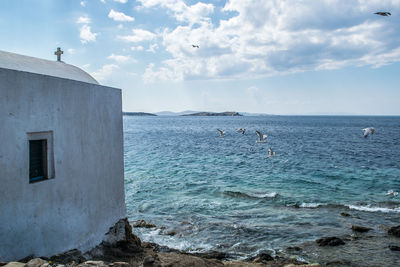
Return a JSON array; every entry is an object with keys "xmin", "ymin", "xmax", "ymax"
[
  {"xmin": 123, "ymin": 112, "xmax": 157, "ymax": 116},
  {"xmin": 183, "ymin": 111, "xmax": 242, "ymax": 116}
]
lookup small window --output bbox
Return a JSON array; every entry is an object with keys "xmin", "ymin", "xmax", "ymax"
[
  {"xmin": 27, "ymin": 131, "xmax": 54, "ymax": 183},
  {"xmin": 29, "ymin": 139, "xmax": 47, "ymax": 183}
]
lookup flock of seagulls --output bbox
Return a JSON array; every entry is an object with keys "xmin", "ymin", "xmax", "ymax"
[{"xmin": 216, "ymin": 126, "xmax": 376, "ymax": 157}]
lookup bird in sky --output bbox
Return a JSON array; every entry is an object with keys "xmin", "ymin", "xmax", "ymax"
[
  {"xmin": 374, "ymin": 12, "xmax": 391, "ymax": 16},
  {"xmin": 237, "ymin": 128, "xmax": 246, "ymax": 134},
  {"xmin": 256, "ymin": 130, "xmax": 267, "ymax": 143},
  {"xmin": 362, "ymin": 127, "xmax": 375, "ymax": 138},
  {"xmin": 192, "ymin": 45, "xmax": 200, "ymax": 48},
  {"xmin": 217, "ymin": 129, "xmax": 225, "ymax": 137}
]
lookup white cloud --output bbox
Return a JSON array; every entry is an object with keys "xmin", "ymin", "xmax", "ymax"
[
  {"xmin": 137, "ymin": 0, "xmax": 214, "ymax": 25},
  {"xmin": 91, "ymin": 64, "xmax": 119, "ymax": 81},
  {"xmin": 114, "ymin": 0, "xmax": 128, "ymax": 3},
  {"xmin": 100, "ymin": 0, "xmax": 105, "ymax": 3},
  {"xmin": 107, "ymin": 53, "xmax": 134, "ymax": 63},
  {"xmin": 108, "ymin": 9, "xmax": 134, "ymax": 22},
  {"xmin": 117, "ymin": 28, "xmax": 157, "ymax": 43},
  {"xmin": 138, "ymin": 0, "xmax": 400, "ymax": 82},
  {"xmin": 80, "ymin": 1, "xmax": 86, "ymax": 7},
  {"xmin": 67, "ymin": 48, "xmax": 76, "ymax": 55},
  {"xmin": 146, "ymin": 43, "xmax": 158, "ymax": 53},
  {"xmin": 77, "ymin": 16, "xmax": 91, "ymax": 24},
  {"xmin": 79, "ymin": 25, "xmax": 98, "ymax": 44},
  {"xmin": 131, "ymin": 45, "xmax": 144, "ymax": 51}
]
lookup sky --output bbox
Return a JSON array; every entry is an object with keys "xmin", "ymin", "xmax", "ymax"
[{"xmin": 1, "ymin": 0, "xmax": 400, "ymax": 115}]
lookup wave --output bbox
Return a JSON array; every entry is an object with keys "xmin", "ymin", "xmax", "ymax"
[
  {"xmin": 347, "ymin": 204, "xmax": 400, "ymax": 213},
  {"xmin": 224, "ymin": 191, "xmax": 278, "ymax": 199},
  {"xmin": 289, "ymin": 202, "xmax": 400, "ymax": 213}
]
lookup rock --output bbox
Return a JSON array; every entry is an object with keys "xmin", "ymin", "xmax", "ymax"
[
  {"xmin": 252, "ymin": 253, "xmax": 274, "ymax": 263},
  {"xmin": 49, "ymin": 249, "xmax": 85, "ymax": 264},
  {"xmin": 389, "ymin": 245, "xmax": 400, "ymax": 251},
  {"xmin": 164, "ymin": 230, "xmax": 177, "ymax": 236},
  {"xmin": 3, "ymin": 263, "xmax": 25, "ymax": 267},
  {"xmin": 388, "ymin": 226, "xmax": 400, "ymax": 237},
  {"xmin": 133, "ymin": 220, "xmax": 156, "ymax": 228},
  {"xmin": 316, "ymin": 236, "xmax": 345, "ymax": 246},
  {"xmin": 286, "ymin": 246, "xmax": 302, "ymax": 251},
  {"xmin": 284, "ymin": 264, "xmax": 320, "ymax": 267},
  {"xmin": 24, "ymin": 258, "xmax": 47, "ymax": 267},
  {"xmin": 187, "ymin": 251, "xmax": 230, "ymax": 261},
  {"xmin": 351, "ymin": 225, "xmax": 372, "ymax": 233},
  {"xmin": 109, "ymin": 262, "xmax": 129, "ymax": 267},
  {"xmin": 340, "ymin": 212, "xmax": 351, "ymax": 217},
  {"xmin": 103, "ymin": 219, "xmax": 128, "ymax": 245},
  {"xmin": 78, "ymin": 261, "xmax": 108, "ymax": 267}
]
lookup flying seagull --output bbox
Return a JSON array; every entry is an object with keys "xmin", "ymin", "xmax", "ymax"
[
  {"xmin": 256, "ymin": 130, "xmax": 267, "ymax": 143},
  {"xmin": 192, "ymin": 45, "xmax": 200, "ymax": 48},
  {"xmin": 374, "ymin": 12, "xmax": 391, "ymax": 16},
  {"xmin": 217, "ymin": 129, "xmax": 225, "ymax": 137},
  {"xmin": 386, "ymin": 190, "xmax": 399, "ymax": 197},
  {"xmin": 362, "ymin": 127, "xmax": 375, "ymax": 138},
  {"xmin": 237, "ymin": 128, "xmax": 246, "ymax": 134},
  {"xmin": 268, "ymin": 147, "xmax": 275, "ymax": 157}
]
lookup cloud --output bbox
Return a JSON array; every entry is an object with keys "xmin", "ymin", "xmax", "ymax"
[
  {"xmin": 79, "ymin": 25, "xmax": 98, "ymax": 44},
  {"xmin": 114, "ymin": 0, "xmax": 128, "ymax": 3},
  {"xmin": 77, "ymin": 16, "xmax": 91, "ymax": 24},
  {"xmin": 80, "ymin": 1, "xmax": 86, "ymax": 7},
  {"xmin": 91, "ymin": 64, "xmax": 119, "ymax": 81},
  {"xmin": 146, "ymin": 43, "xmax": 158, "ymax": 53},
  {"xmin": 108, "ymin": 9, "xmax": 134, "ymax": 22},
  {"xmin": 117, "ymin": 28, "xmax": 157, "ymax": 43},
  {"xmin": 131, "ymin": 45, "xmax": 144, "ymax": 51},
  {"xmin": 67, "ymin": 48, "xmax": 76, "ymax": 55},
  {"xmin": 138, "ymin": 0, "xmax": 400, "ymax": 82},
  {"xmin": 107, "ymin": 53, "xmax": 134, "ymax": 63},
  {"xmin": 137, "ymin": 0, "xmax": 214, "ymax": 25}
]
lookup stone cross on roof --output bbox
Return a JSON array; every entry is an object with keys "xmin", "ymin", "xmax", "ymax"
[{"xmin": 54, "ymin": 47, "xmax": 63, "ymax": 62}]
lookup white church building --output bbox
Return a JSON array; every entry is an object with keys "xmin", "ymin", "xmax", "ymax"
[{"xmin": 0, "ymin": 49, "xmax": 126, "ymax": 261}]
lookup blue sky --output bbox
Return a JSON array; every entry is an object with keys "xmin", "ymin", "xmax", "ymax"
[{"xmin": 1, "ymin": 0, "xmax": 400, "ymax": 115}]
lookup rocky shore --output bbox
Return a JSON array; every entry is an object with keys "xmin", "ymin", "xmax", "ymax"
[{"xmin": 2, "ymin": 218, "xmax": 399, "ymax": 267}]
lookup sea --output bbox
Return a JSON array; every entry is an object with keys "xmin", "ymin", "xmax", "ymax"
[{"xmin": 123, "ymin": 115, "xmax": 400, "ymax": 264}]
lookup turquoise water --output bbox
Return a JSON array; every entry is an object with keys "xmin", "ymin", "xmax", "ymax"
[{"xmin": 124, "ymin": 116, "xmax": 400, "ymax": 258}]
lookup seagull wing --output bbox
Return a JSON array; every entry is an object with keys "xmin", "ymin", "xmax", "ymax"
[
  {"xmin": 256, "ymin": 130, "xmax": 263, "ymax": 141},
  {"xmin": 217, "ymin": 129, "xmax": 224, "ymax": 136}
]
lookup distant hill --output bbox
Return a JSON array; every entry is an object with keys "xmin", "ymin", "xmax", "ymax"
[
  {"xmin": 155, "ymin": 110, "xmax": 202, "ymax": 116},
  {"xmin": 183, "ymin": 111, "xmax": 242, "ymax": 116},
  {"xmin": 123, "ymin": 112, "xmax": 157, "ymax": 116}
]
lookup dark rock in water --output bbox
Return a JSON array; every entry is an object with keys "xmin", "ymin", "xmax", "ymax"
[
  {"xmin": 388, "ymin": 225, "xmax": 400, "ymax": 237},
  {"xmin": 165, "ymin": 230, "xmax": 177, "ymax": 236},
  {"xmin": 286, "ymin": 246, "xmax": 302, "ymax": 251},
  {"xmin": 351, "ymin": 225, "xmax": 372, "ymax": 233},
  {"xmin": 252, "ymin": 253, "xmax": 274, "ymax": 263},
  {"xmin": 389, "ymin": 245, "xmax": 400, "ymax": 251},
  {"xmin": 316, "ymin": 236, "xmax": 345, "ymax": 246},
  {"xmin": 133, "ymin": 220, "xmax": 156, "ymax": 228},
  {"xmin": 340, "ymin": 212, "xmax": 351, "ymax": 217}
]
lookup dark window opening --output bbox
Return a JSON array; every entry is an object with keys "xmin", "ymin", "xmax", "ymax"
[{"xmin": 29, "ymin": 139, "xmax": 48, "ymax": 183}]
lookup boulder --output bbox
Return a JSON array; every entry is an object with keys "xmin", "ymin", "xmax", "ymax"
[
  {"xmin": 340, "ymin": 212, "xmax": 351, "ymax": 217},
  {"xmin": 316, "ymin": 236, "xmax": 345, "ymax": 246},
  {"xmin": 351, "ymin": 225, "xmax": 372, "ymax": 233},
  {"xmin": 389, "ymin": 245, "xmax": 400, "ymax": 251},
  {"xmin": 24, "ymin": 258, "xmax": 47, "ymax": 267},
  {"xmin": 133, "ymin": 220, "xmax": 156, "ymax": 228},
  {"xmin": 388, "ymin": 226, "xmax": 400, "ymax": 237},
  {"xmin": 252, "ymin": 253, "xmax": 274, "ymax": 263},
  {"xmin": 3, "ymin": 263, "xmax": 25, "ymax": 267}
]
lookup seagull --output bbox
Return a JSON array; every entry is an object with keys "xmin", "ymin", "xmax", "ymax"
[
  {"xmin": 192, "ymin": 45, "xmax": 200, "ymax": 48},
  {"xmin": 374, "ymin": 12, "xmax": 391, "ymax": 16},
  {"xmin": 362, "ymin": 127, "xmax": 375, "ymax": 138},
  {"xmin": 217, "ymin": 129, "xmax": 225, "ymax": 137},
  {"xmin": 268, "ymin": 147, "xmax": 275, "ymax": 157},
  {"xmin": 237, "ymin": 128, "xmax": 246, "ymax": 134},
  {"xmin": 386, "ymin": 190, "xmax": 399, "ymax": 196},
  {"xmin": 256, "ymin": 130, "xmax": 267, "ymax": 143}
]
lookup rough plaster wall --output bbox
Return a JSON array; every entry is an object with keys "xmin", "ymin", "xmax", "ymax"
[{"xmin": 0, "ymin": 68, "xmax": 126, "ymax": 261}]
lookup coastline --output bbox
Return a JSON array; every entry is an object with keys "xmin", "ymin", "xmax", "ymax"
[{"xmin": 3, "ymin": 219, "xmax": 399, "ymax": 267}]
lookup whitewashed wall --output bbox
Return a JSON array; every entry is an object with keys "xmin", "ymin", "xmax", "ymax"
[{"xmin": 0, "ymin": 68, "xmax": 126, "ymax": 261}]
